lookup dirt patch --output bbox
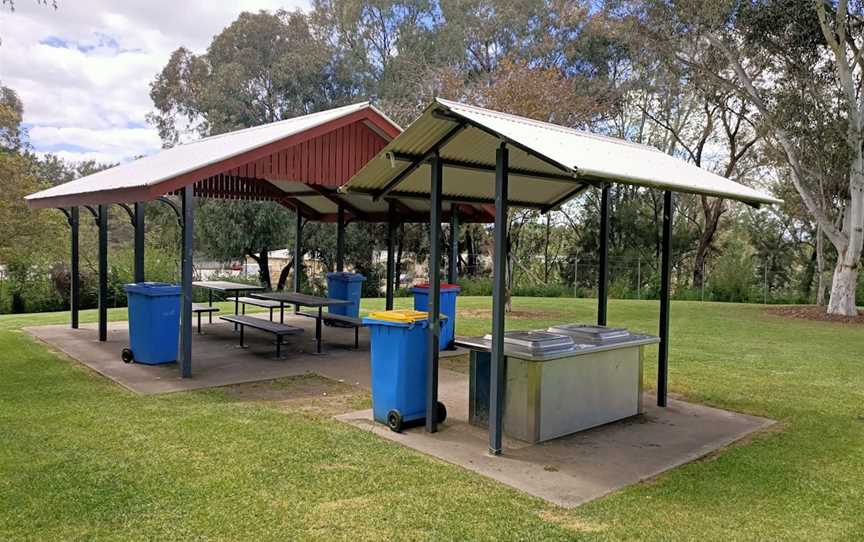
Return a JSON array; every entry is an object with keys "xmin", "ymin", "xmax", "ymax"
[
  {"xmin": 536, "ymin": 510, "xmax": 607, "ymax": 533},
  {"xmin": 765, "ymin": 305, "xmax": 864, "ymax": 324},
  {"xmin": 458, "ymin": 309, "xmax": 568, "ymax": 320},
  {"xmin": 220, "ymin": 374, "xmax": 370, "ymax": 417},
  {"xmin": 440, "ymin": 353, "xmax": 469, "ymax": 374}
]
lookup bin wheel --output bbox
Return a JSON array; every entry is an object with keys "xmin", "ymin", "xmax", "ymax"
[
  {"xmin": 121, "ymin": 348, "xmax": 134, "ymax": 364},
  {"xmin": 387, "ymin": 410, "xmax": 404, "ymax": 433},
  {"xmin": 437, "ymin": 401, "xmax": 447, "ymax": 424}
]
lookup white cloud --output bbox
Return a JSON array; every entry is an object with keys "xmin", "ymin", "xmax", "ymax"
[{"xmin": 1, "ymin": 0, "xmax": 308, "ymax": 165}]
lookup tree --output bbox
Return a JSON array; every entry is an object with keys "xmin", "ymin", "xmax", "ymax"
[
  {"xmin": 149, "ymin": 9, "xmax": 353, "ymax": 283},
  {"xmin": 195, "ymin": 200, "xmax": 294, "ymax": 289},
  {"xmin": 662, "ymin": 0, "xmax": 862, "ymax": 314}
]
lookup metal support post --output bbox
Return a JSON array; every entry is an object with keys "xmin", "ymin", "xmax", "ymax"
[
  {"xmin": 133, "ymin": 202, "xmax": 145, "ymax": 283},
  {"xmin": 97, "ymin": 204, "xmax": 108, "ymax": 342},
  {"xmin": 658, "ymin": 190, "xmax": 673, "ymax": 407},
  {"xmin": 180, "ymin": 185, "xmax": 194, "ymax": 378},
  {"xmin": 70, "ymin": 207, "xmax": 80, "ymax": 329},
  {"xmin": 597, "ymin": 184, "xmax": 610, "ymax": 326},
  {"xmin": 489, "ymin": 142, "xmax": 509, "ymax": 455},
  {"xmin": 336, "ymin": 206, "xmax": 345, "ymax": 272},
  {"xmin": 448, "ymin": 207, "xmax": 459, "ymax": 284},
  {"xmin": 293, "ymin": 211, "xmax": 303, "ymax": 293},
  {"xmin": 426, "ymin": 152, "xmax": 443, "ymax": 433},
  {"xmin": 386, "ymin": 202, "xmax": 397, "ymax": 310}
]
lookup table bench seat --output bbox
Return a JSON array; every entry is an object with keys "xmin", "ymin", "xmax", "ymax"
[
  {"xmin": 298, "ymin": 311, "xmax": 364, "ymax": 349},
  {"xmin": 226, "ymin": 296, "xmax": 282, "ymax": 321},
  {"xmin": 191, "ymin": 303, "xmax": 219, "ymax": 333},
  {"xmin": 219, "ymin": 315, "xmax": 303, "ymax": 358}
]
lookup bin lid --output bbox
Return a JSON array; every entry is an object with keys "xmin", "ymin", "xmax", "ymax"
[
  {"xmin": 482, "ymin": 330, "xmax": 575, "ymax": 357},
  {"xmin": 326, "ymin": 272, "xmax": 366, "ymax": 282},
  {"xmin": 363, "ymin": 309, "xmax": 448, "ymax": 327},
  {"xmin": 546, "ymin": 323, "xmax": 630, "ymax": 344},
  {"xmin": 123, "ymin": 282, "xmax": 181, "ymax": 296},
  {"xmin": 412, "ymin": 282, "xmax": 461, "ymax": 291}
]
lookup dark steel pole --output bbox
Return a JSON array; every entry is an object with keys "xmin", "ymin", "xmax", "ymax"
[
  {"xmin": 658, "ymin": 190, "xmax": 674, "ymax": 407},
  {"xmin": 385, "ymin": 202, "xmax": 396, "ymax": 311},
  {"xmin": 97, "ymin": 204, "xmax": 108, "ymax": 342},
  {"xmin": 180, "ymin": 186, "xmax": 194, "ymax": 378},
  {"xmin": 597, "ymin": 184, "xmax": 610, "ymax": 326},
  {"xmin": 336, "ymin": 206, "xmax": 345, "ymax": 272},
  {"xmin": 448, "ymin": 207, "xmax": 459, "ymax": 284},
  {"xmin": 70, "ymin": 207, "xmax": 80, "ymax": 329},
  {"xmin": 133, "ymin": 202, "xmax": 145, "ymax": 283},
  {"xmin": 293, "ymin": 211, "xmax": 302, "ymax": 293},
  {"xmin": 426, "ymin": 152, "xmax": 443, "ymax": 433},
  {"xmin": 489, "ymin": 142, "xmax": 509, "ymax": 455}
]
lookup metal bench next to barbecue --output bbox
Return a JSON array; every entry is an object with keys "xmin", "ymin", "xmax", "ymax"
[{"xmin": 219, "ymin": 315, "xmax": 303, "ymax": 358}]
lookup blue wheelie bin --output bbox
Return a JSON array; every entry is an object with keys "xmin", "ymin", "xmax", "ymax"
[
  {"xmin": 363, "ymin": 310, "xmax": 447, "ymax": 432},
  {"xmin": 326, "ymin": 272, "xmax": 366, "ymax": 318},
  {"xmin": 411, "ymin": 283, "xmax": 461, "ymax": 350},
  {"xmin": 122, "ymin": 282, "xmax": 181, "ymax": 365}
]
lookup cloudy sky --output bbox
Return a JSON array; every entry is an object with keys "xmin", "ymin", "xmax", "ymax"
[{"xmin": 1, "ymin": 0, "xmax": 308, "ymax": 164}]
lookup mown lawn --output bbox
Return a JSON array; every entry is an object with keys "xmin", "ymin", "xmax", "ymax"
[{"xmin": 1, "ymin": 298, "xmax": 863, "ymax": 541}]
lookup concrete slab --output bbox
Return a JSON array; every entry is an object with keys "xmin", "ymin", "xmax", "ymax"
[
  {"xmin": 337, "ymin": 378, "xmax": 774, "ymax": 508},
  {"xmin": 27, "ymin": 318, "xmax": 774, "ymax": 508},
  {"xmin": 24, "ymin": 315, "xmax": 373, "ymax": 394}
]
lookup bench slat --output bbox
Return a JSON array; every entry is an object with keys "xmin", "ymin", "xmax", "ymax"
[
  {"xmin": 298, "ymin": 312, "xmax": 363, "ymax": 327},
  {"xmin": 192, "ymin": 304, "xmax": 219, "ymax": 313},
  {"xmin": 220, "ymin": 315, "xmax": 303, "ymax": 335},
  {"xmin": 225, "ymin": 296, "xmax": 283, "ymax": 308}
]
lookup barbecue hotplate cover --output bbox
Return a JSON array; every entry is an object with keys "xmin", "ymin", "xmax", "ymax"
[
  {"xmin": 482, "ymin": 330, "xmax": 575, "ymax": 356},
  {"xmin": 546, "ymin": 323, "xmax": 631, "ymax": 343}
]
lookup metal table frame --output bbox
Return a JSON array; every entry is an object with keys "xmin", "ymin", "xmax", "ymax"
[
  {"xmin": 251, "ymin": 292, "xmax": 351, "ymax": 354},
  {"xmin": 192, "ymin": 281, "xmax": 265, "ymax": 330}
]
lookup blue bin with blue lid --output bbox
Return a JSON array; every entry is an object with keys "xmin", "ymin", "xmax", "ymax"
[
  {"xmin": 326, "ymin": 272, "xmax": 366, "ymax": 318},
  {"xmin": 121, "ymin": 282, "xmax": 181, "ymax": 365},
  {"xmin": 411, "ymin": 282, "xmax": 461, "ymax": 350},
  {"xmin": 363, "ymin": 310, "xmax": 447, "ymax": 432}
]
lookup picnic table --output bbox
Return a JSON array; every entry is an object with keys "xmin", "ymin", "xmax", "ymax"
[
  {"xmin": 193, "ymin": 280, "xmax": 265, "ymax": 314},
  {"xmin": 251, "ymin": 292, "xmax": 351, "ymax": 354}
]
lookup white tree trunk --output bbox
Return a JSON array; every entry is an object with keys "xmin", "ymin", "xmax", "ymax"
[
  {"xmin": 827, "ymin": 257, "xmax": 859, "ymax": 315},
  {"xmin": 816, "ymin": 224, "xmax": 826, "ymax": 306}
]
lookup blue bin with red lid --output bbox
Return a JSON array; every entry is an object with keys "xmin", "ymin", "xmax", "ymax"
[{"xmin": 410, "ymin": 282, "xmax": 461, "ymax": 350}]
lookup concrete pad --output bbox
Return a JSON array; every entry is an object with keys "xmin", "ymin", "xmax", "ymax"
[
  {"xmin": 27, "ymin": 319, "xmax": 774, "ymax": 507},
  {"xmin": 25, "ymin": 315, "xmax": 373, "ymax": 394},
  {"xmin": 337, "ymin": 372, "xmax": 774, "ymax": 508}
]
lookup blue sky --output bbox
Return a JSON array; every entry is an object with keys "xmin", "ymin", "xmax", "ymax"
[{"xmin": 1, "ymin": 0, "xmax": 307, "ymax": 165}]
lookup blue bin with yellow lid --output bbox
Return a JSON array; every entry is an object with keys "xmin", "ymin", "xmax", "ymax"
[{"xmin": 363, "ymin": 310, "xmax": 447, "ymax": 431}]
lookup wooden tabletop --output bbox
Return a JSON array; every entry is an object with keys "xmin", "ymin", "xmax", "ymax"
[
  {"xmin": 192, "ymin": 281, "xmax": 265, "ymax": 292},
  {"xmin": 251, "ymin": 291, "xmax": 351, "ymax": 308}
]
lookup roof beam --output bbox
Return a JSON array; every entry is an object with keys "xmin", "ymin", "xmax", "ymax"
[
  {"xmin": 278, "ymin": 196, "xmax": 322, "ymax": 220},
  {"xmin": 431, "ymin": 108, "xmax": 577, "ymax": 177},
  {"xmin": 388, "ymin": 152, "xmax": 584, "ymax": 184},
  {"xmin": 372, "ymin": 121, "xmax": 467, "ymax": 200},
  {"xmin": 541, "ymin": 182, "xmax": 592, "ymax": 213},
  {"xmin": 306, "ymin": 183, "xmax": 370, "ymax": 220},
  {"xmin": 376, "ymin": 188, "xmax": 547, "ymax": 210}
]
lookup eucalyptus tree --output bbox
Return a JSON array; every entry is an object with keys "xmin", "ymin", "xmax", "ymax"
[
  {"xmin": 149, "ymin": 9, "xmax": 354, "ymax": 286},
  {"xmin": 659, "ymin": 0, "xmax": 862, "ymax": 315}
]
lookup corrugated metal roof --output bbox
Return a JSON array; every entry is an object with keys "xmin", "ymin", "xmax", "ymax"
[
  {"xmin": 25, "ymin": 102, "xmax": 401, "ymax": 208},
  {"xmin": 342, "ymin": 98, "xmax": 781, "ymax": 207}
]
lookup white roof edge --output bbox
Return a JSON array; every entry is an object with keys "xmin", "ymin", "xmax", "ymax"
[
  {"xmin": 26, "ymin": 101, "xmax": 401, "ymax": 204},
  {"xmin": 432, "ymin": 98, "xmax": 781, "ymax": 206}
]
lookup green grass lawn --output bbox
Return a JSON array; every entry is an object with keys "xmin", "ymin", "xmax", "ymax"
[{"xmin": 1, "ymin": 298, "xmax": 863, "ymax": 540}]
